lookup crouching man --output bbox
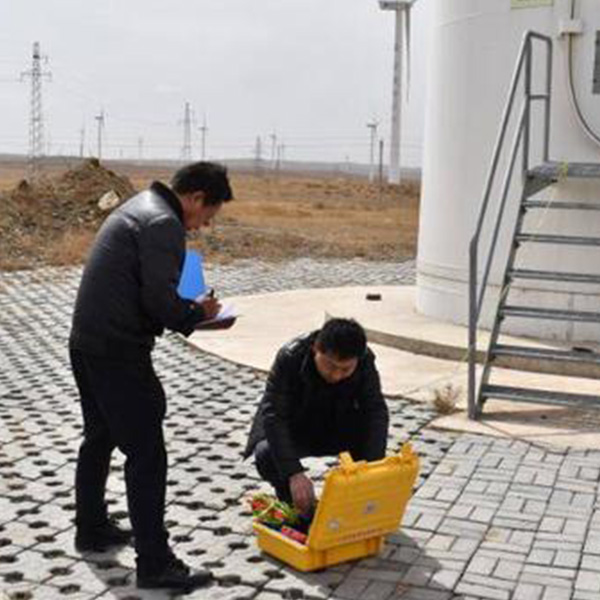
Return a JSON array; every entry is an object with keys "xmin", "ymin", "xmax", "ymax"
[{"xmin": 243, "ymin": 318, "xmax": 389, "ymax": 514}]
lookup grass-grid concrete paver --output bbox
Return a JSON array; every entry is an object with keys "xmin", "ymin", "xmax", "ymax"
[{"xmin": 2, "ymin": 257, "xmax": 600, "ymax": 599}]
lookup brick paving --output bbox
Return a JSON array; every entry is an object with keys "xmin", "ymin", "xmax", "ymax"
[{"xmin": 0, "ymin": 258, "xmax": 598, "ymax": 599}]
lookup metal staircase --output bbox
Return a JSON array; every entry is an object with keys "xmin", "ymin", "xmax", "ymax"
[{"xmin": 468, "ymin": 32, "xmax": 600, "ymax": 419}]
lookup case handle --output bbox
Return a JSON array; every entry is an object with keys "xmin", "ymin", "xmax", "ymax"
[{"xmin": 339, "ymin": 452, "xmax": 358, "ymax": 474}]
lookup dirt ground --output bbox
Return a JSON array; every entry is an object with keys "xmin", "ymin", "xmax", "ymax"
[{"xmin": 0, "ymin": 158, "xmax": 419, "ymax": 270}]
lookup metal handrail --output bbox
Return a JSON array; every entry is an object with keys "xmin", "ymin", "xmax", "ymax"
[
  {"xmin": 468, "ymin": 31, "xmax": 553, "ymax": 419},
  {"xmin": 479, "ymin": 105, "xmax": 528, "ymax": 310}
]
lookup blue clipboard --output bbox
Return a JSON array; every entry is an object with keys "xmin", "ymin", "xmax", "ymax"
[{"xmin": 177, "ymin": 250, "xmax": 206, "ymax": 300}]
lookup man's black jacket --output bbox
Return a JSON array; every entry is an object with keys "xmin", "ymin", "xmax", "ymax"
[
  {"xmin": 244, "ymin": 332, "xmax": 389, "ymax": 478},
  {"xmin": 70, "ymin": 182, "xmax": 205, "ymax": 358}
]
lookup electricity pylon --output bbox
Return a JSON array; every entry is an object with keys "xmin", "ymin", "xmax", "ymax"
[{"xmin": 21, "ymin": 41, "xmax": 51, "ymax": 180}]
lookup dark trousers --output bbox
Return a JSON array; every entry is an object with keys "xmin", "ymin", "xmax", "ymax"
[
  {"xmin": 254, "ymin": 440, "xmax": 296, "ymax": 503},
  {"xmin": 254, "ymin": 439, "xmax": 359, "ymax": 504},
  {"xmin": 70, "ymin": 348, "xmax": 169, "ymax": 561}
]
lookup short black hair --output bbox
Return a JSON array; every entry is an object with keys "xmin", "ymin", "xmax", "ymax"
[
  {"xmin": 315, "ymin": 318, "xmax": 367, "ymax": 360},
  {"xmin": 171, "ymin": 161, "xmax": 233, "ymax": 205}
]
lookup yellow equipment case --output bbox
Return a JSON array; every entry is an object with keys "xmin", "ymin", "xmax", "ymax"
[{"xmin": 253, "ymin": 444, "xmax": 419, "ymax": 572}]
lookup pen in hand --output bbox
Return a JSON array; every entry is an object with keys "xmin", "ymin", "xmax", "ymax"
[
  {"xmin": 195, "ymin": 288, "xmax": 215, "ymax": 302},
  {"xmin": 197, "ymin": 288, "xmax": 221, "ymax": 320}
]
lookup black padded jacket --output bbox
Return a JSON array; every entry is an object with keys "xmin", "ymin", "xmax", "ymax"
[
  {"xmin": 243, "ymin": 331, "xmax": 389, "ymax": 478},
  {"xmin": 69, "ymin": 181, "xmax": 206, "ymax": 358}
]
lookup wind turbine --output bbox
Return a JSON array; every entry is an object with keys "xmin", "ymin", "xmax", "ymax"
[
  {"xmin": 379, "ymin": 0, "xmax": 415, "ymax": 185},
  {"xmin": 366, "ymin": 119, "xmax": 379, "ymax": 183}
]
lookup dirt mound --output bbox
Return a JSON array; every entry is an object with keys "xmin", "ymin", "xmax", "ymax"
[
  {"xmin": 54, "ymin": 158, "xmax": 136, "ymax": 210},
  {"xmin": 1, "ymin": 160, "xmax": 136, "ymax": 269},
  {"xmin": 5, "ymin": 159, "xmax": 135, "ymax": 226},
  {"xmin": 10, "ymin": 159, "xmax": 134, "ymax": 221}
]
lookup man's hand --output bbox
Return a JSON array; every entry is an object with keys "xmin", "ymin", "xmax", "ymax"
[
  {"xmin": 197, "ymin": 295, "xmax": 221, "ymax": 320},
  {"xmin": 194, "ymin": 316, "xmax": 237, "ymax": 330},
  {"xmin": 289, "ymin": 472, "xmax": 315, "ymax": 514}
]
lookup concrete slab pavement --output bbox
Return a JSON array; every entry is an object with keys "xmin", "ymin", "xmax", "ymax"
[{"xmin": 4, "ymin": 259, "xmax": 600, "ymax": 600}]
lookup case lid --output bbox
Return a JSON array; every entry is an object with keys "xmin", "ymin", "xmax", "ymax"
[{"xmin": 306, "ymin": 444, "xmax": 419, "ymax": 551}]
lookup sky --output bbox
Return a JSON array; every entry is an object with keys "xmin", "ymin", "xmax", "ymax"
[{"xmin": 0, "ymin": 0, "xmax": 431, "ymax": 166}]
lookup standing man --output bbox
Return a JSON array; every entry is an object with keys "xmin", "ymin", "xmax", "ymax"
[
  {"xmin": 244, "ymin": 318, "xmax": 389, "ymax": 514},
  {"xmin": 70, "ymin": 162, "xmax": 233, "ymax": 591}
]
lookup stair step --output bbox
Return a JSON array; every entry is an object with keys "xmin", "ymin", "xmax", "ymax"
[
  {"xmin": 481, "ymin": 384, "xmax": 600, "ymax": 408},
  {"xmin": 492, "ymin": 344, "xmax": 600, "ymax": 365},
  {"xmin": 516, "ymin": 233, "xmax": 600, "ymax": 246},
  {"xmin": 502, "ymin": 305, "xmax": 600, "ymax": 323},
  {"xmin": 524, "ymin": 200, "xmax": 600, "ymax": 211},
  {"xmin": 529, "ymin": 161, "xmax": 600, "ymax": 179},
  {"xmin": 509, "ymin": 268, "xmax": 600, "ymax": 285}
]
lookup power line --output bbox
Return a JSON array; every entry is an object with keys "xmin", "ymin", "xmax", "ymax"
[
  {"xmin": 269, "ymin": 132, "xmax": 277, "ymax": 170},
  {"xmin": 79, "ymin": 126, "xmax": 85, "ymax": 158},
  {"xmin": 95, "ymin": 110, "xmax": 105, "ymax": 159},
  {"xmin": 180, "ymin": 102, "xmax": 193, "ymax": 162},
  {"xmin": 198, "ymin": 114, "xmax": 208, "ymax": 160},
  {"xmin": 20, "ymin": 41, "xmax": 51, "ymax": 180},
  {"xmin": 254, "ymin": 135, "xmax": 263, "ymax": 175},
  {"xmin": 275, "ymin": 143, "xmax": 285, "ymax": 174}
]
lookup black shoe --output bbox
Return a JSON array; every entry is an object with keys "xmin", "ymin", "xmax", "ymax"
[
  {"xmin": 137, "ymin": 555, "xmax": 212, "ymax": 591},
  {"xmin": 75, "ymin": 519, "xmax": 132, "ymax": 552}
]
